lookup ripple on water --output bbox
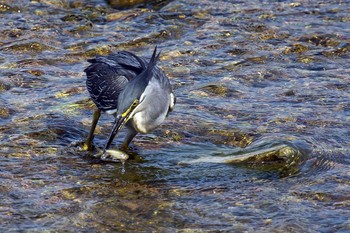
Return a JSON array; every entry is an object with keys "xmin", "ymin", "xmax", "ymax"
[
  {"xmin": 0, "ymin": 0, "xmax": 350, "ymax": 232},
  {"xmin": 180, "ymin": 136, "xmax": 310, "ymax": 178}
]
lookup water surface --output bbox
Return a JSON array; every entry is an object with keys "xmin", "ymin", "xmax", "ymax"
[{"xmin": 0, "ymin": 0, "xmax": 349, "ymax": 232}]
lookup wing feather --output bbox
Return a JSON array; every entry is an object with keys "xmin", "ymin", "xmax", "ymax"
[{"xmin": 85, "ymin": 51, "xmax": 146, "ymax": 112}]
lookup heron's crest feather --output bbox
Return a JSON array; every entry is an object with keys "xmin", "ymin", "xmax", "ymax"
[{"xmin": 144, "ymin": 46, "xmax": 160, "ymax": 81}]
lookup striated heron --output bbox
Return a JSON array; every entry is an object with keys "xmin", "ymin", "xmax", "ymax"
[{"xmin": 82, "ymin": 47, "xmax": 175, "ymax": 155}]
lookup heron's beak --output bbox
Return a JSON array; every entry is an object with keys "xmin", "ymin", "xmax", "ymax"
[
  {"xmin": 103, "ymin": 114, "xmax": 128, "ymax": 153},
  {"xmin": 103, "ymin": 100, "xmax": 139, "ymax": 153}
]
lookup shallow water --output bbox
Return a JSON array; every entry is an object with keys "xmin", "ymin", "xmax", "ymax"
[{"xmin": 1, "ymin": 0, "xmax": 350, "ymax": 232}]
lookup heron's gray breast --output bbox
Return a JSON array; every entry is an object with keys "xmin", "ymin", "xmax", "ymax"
[{"xmin": 132, "ymin": 79, "xmax": 171, "ymax": 133}]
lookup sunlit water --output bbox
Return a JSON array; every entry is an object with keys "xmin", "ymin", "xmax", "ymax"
[{"xmin": 0, "ymin": 0, "xmax": 349, "ymax": 232}]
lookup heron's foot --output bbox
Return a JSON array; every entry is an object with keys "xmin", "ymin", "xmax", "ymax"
[
  {"xmin": 76, "ymin": 141, "xmax": 95, "ymax": 152},
  {"xmin": 120, "ymin": 143, "xmax": 129, "ymax": 152}
]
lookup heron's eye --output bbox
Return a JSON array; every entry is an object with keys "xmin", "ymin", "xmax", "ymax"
[{"xmin": 132, "ymin": 99, "xmax": 139, "ymax": 107}]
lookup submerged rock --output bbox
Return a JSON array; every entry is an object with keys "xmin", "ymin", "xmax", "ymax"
[
  {"xmin": 222, "ymin": 145, "xmax": 298, "ymax": 165},
  {"xmin": 107, "ymin": 0, "xmax": 155, "ymax": 9},
  {"xmin": 0, "ymin": 3, "xmax": 20, "ymax": 13},
  {"xmin": 186, "ymin": 144, "xmax": 303, "ymax": 177},
  {"xmin": 1, "ymin": 42, "xmax": 56, "ymax": 53},
  {"xmin": 0, "ymin": 80, "xmax": 11, "ymax": 91},
  {"xmin": 0, "ymin": 107, "xmax": 14, "ymax": 119}
]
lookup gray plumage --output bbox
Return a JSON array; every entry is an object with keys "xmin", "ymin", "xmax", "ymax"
[{"xmin": 84, "ymin": 47, "xmax": 175, "ymax": 152}]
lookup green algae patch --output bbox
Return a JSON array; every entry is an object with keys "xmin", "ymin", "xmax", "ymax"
[
  {"xmin": 163, "ymin": 130, "xmax": 183, "ymax": 142},
  {"xmin": 27, "ymin": 70, "xmax": 45, "ymax": 76},
  {"xmin": 25, "ymin": 129, "xmax": 58, "ymax": 142},
  {"xmin": 107, "ymin": 0, "xmax": 150, "ymax": 9},
  {"xmin": 299, "ymin": 35, "xmax": 340, "ymax": 47},
  {"xmin": 206, "ymin": 129, "xmax": 254, "ymax": 148},
  {"xmin": 191, "ymin": 84, "xmax": 239, "ymax": 98},
  {"xmin": 1, "ymin": 42, "xmax": 57, "ymax": 53},
  {"xmin": 84, "ymin": 45, "xmax": 112, "ymax": 57},
  {"xmin": 0, "ymin": 80, "xmax": 11, "ymax": 91},
  {"xmin": 200, "ymin": 84, "xmax": 232, "ymax": 97},
  {"xmin": 283, "ymin": 43, "xmax": 309, "ymax": 54},
  {"xmin": 0, "ymin": 3, "xmax": 20, "ymax": 13},
  {"xmin": 297, "ymin": 56, "xmax": 315, "ymax": 64},
  {"xmin": 54, "ymin": 87, "xmax": 86, "ymax": 99},
  {"xmin": 322, "ymin": 43, "xmax": 350, "ymax": 57},
  {"xmin": 52, "ymin": 100, "xmax": 94, "ymax": 116},
  {"xmin": 0, "ymin": 107, "xmax": 14, "ymax": 119}
]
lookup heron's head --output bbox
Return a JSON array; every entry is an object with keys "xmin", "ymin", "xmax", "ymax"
[
  {"xmin": 103, "ymin": 47, "xmax": 160, "ymax": 152},
  {"xmin": 114, "ymin": 98, "xmax": 140, "ymax": 133}
]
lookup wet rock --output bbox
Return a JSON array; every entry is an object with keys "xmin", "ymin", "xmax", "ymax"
[
  {"xmin": 191, "ymin": 84, "xmax": 239, "ymax": 98},
  {"xmin": 84, "ymin": 45, "xmax": 112, "ymax": 57},
  {"xmin": 226, "ymin": 48, "xmax": 247, "ymax": 56},
  {"xmin": 205, "ymin": 129, "xmax": 254, "ymax": 148},
  {"xmin": 166, "ymin": 66, "xmax": 190, "ymax": 77},
  {"xmin": 297, "ymin": 56, "xmax": 315, "ymax": 64},
  {"xmin": 1, "ymin": 42, "xmax": 56, "ymax": 53},
  {"xmin": 284, "ymin": 89, "xmax": 296, "ymax": 96},
  {"xmin": 0, "ymin": 107, "xmax": 14, "ymax": 119},
  {"xmin": 298, "ymin": 34, "xmax": 340, "ymax": 47},
  {"xmin": 186, "ymin": 144, "xmax": 303, "ymax": 177},
  {"xmin": 27, "ymin": 70, "xmax": 45, "ymax": 76},
  {"xmin": 2, "ymin": 29, "xmax": 23, "ymax": 38},
  {"xmin": 107, "ymin": 0, "xmax": 157, "ymax": 9},
  {"xmin": 61, "ymin": 14, "xmax": 87, "ymax": 22},
  {"xmin": 54, "ymin": 87, "xmax": 86, "ymax": 98},
  {"xmin": 322, "ymin": 42, "xmax": 350, "ymax": 57},
  {"xmin": 283, "ymin": 43, "xmax": 309, "ymax": 54},
  {"xmin": 246, "ymin": 56, "xmax": 269, "ymax": 64},
  {"xmin": 224, "ymin": 145, "xmax": 298, "ymax": 165},
  {"xmin": 243, "ymin": 23, "xmax": 267, "ymax": 33},
  {"xmin": 161, "ymin": 50, "xmax": 184, "ymax": 61},
  {"xmin": 25, "ymin": 130, "xmax": 58, "ymax": 142},
  {"xmin": 106, "ymin": 10, "xmax": 139, "ymax": 21},
  {"xmin": 69, "ymin": 24, "xmax": 94, "ymax": 34},
  {"xmin": 0, "ymin": 3, "xmax": 20, "ymax": 13},
  {"xmin": 108, "ymin": 0, "xmax": 147, "ymax": 9},
  {"xmin": 53, "ymin": 101, "xmax": 94, "ymax": 116},
  {"xmin": 163, "ymin": 130, "xmax": 183, "ymax": 142}
]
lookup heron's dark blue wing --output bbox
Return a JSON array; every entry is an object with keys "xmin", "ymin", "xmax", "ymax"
[
  {"xmin": 85, "ymin": 51, "xmax": 147, "ymax": 112},
  {"xmin": 85, "ymin": 62, "xmax": 128, "ymax": 112}
]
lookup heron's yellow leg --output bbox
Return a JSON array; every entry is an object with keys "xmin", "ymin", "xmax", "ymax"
[{"xmin": 82, "ymin": 108, "xmax": 101, "ymax": 151}]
